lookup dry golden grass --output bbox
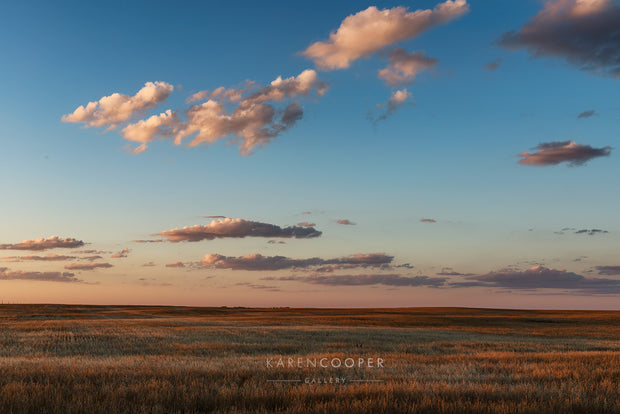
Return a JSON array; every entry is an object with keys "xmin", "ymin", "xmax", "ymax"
[{"xmin": 0, "ymin": 305, "xmax": 618, "ymax": 413}]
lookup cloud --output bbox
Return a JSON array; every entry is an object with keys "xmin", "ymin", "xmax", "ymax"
[
  {"xmin": 203, "ymin": 215, "xmax": 227, "ymax": 219},
  {"xmin": 267, "ymin": 240, "xmax": 286, "ymax": 244},
  {"xmin": 436, "ymin": 267, "xmax": 467, "ymax": 276},
  {"xmin": 596, "ymin": 265, "xmax": 620, "ymax": 275},
  {"xmin": 463, "ymin": 265, "xmax": 620, "ymax": 294},
  {"xmin": 0, "ymin": 267, "xmax": 80, "ymax": 283},
  {"xmin": 577, "ymin": 109, "xmax": 597, "ymax": 119},
  {"xmin": 0, "ymin": 236, "xmax": 85, "ymax": 251},
  {"xmin": 62, "ymin": 81, "xmax": 174, "ymax": 128},
  {"xmin": 1, "ymin": 254, "xmax": 76, "ymax": 262},
  {"xmin": 517, "ymin": 141, "xmax": 612, "ymax": 166},
  {"xmin": 111, "ymin": 248, "xmax": 129, "ymax": 258},
  {"xmin": 157, "ymin": 218, "xmax": 322, "ymax": 242},
  {"xmin": 122, "ymin": 70, "xmax": 326, "ymax": 155},
  {"xmin": 420, "ymin": 218, "xmax": 437, "ymax": 223},
  {"xmin": 65, "ymin": 70, "xmax": 327, "ymax": 155},
  {"xmin": 302, "ymin": 0, "xmax": 469, "ymax": 70},
  {"xmin": 72, "ymin": 249, "xmax": 105, "ymax": 254},
  {"xmin": 235, "ymin": 282, "xmax": 280, "ymax": 292},
  {"xmin": 378, "ymin": 49, "xmax": 438, "ymax": 86},
  {"xmin": 132, "ymin": 239, "xmax": 164, "ymax": 243},
  {"xmin": 200, "ymin": 252, "xmax": 394, "ymax": 271},
  {"xmin": 165, "ymin": 261, "xmax": 185, "ymax": 268},
  {"xmin": 301, "ymin": 211, "xmax": 312, "ymax": 215},
  {"xmin": 483, "ymin": 58, "xmax": 502, "ymax": 71},
  {"xmin": 64, "ymin": 262, "xmax": 113, "ymax": 271},
  {"xmin": 336, "ymin": 219, "xmax": 356, "ymax": 225},
  {"xmin": 575, "ymin": 228, "xmax": 609, "ymax": 235},
  {"xmin": 142, "ymin": 262, "xmax": 157, "ymax": 267},
  {"xmin": 498, "ymin": 0, "xmax": 620, "ymax": 77},
  {"xmin": 271, "ymin": 273, "xmax": 446, "ymax": 287},
  {"xmin": 297, "ymin": 222, "xmax": 316, "ymax": 227},
  {"xmin": 370, "ymin": 89, "xmax": 413, "ymax": 123}
]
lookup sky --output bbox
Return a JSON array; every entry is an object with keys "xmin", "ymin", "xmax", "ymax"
[{"xmin": 0, "ymin": 0, "xmax": 619, "ymax": 308}]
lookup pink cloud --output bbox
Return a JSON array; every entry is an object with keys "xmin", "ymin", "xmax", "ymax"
[
  {"xmin": 62, "ymin": 81, "xmax": 174, "ymax": 128},
  {"xmin": 336, "ymin": 219, "xmax": 356, "ymax": 225},
  {"xmin": 165, "ymin": 261, "xmax": 185, "ymax": 268},
  {"xmin": 302, "ymin": 0, "xmax": 468, "ymax": 70},
  {"xmin": 0, "ymin": 236, "xmax": 85, "ymax": 251},
  {"xmin": 0, "ymin": 267, "xmax": 80, "ymax": 282},
  {"xmin": 378, "ymin": 49, "xmax": 438, "ymax": 86},
  {"xmin": 518, "ymin": 141, "xmax": 611, "ymax": 166}
]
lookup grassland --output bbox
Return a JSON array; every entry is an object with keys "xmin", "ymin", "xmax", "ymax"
[{"xmin": 0, "ymin": 305, "xmax": 618, "ymax": 413}]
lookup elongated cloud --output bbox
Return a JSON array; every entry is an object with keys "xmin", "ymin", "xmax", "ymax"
[
  {"xmin": 200, "ymin": 252, "xmax": 393, "ymax": 271},
  {"xmin": 64, "ymin": 262, "xmax": 113, "ymax": 271},
  {"xmin": 518, "ymin": 141, "xmax": 611, "ymax": 166},
  {"xmin": 64, "ymin": 70, "xmax": 327, "ymax": 155},
  {"xmin": 463, "ymin": 265, "xmax": 620, "ymax": 294},
  {"xmin": 158, "ymin": 218, "xmax": 321, "ymax": 242},
  {"xmin": 420, "ymin": 218, "xmax": 437, "ymax": 223},
  {"xmin": 297, "ymin": 222, "xmax": 316, "ymax": 227},
  {"xmin": 0, "ymin": 236, "xmax": 85, "ymax": 251},
  {"xmin": 596, "ymin": 265, "xmax": 620, "ymax": 275},
  {"xmin": 165, "ymin": 262, "xmax": 185, "ymax": 268},
  {"xmin": 378, "ymin": 49, "xmax": 438, "ymax": 86},
  {"xmin": 578, "ymin": 109, "xmax": 597, "ymax": 118},
  {"xmin": 0, "ymin": 267, "xmax": 80, "ymax": 282},
  {"xmin": 302, "ymin": 0, "xmax": 469, "ymax": 70},
  {"xmin": 62, "ymin": 81, "xmax": 174, "ymax": 128},
  {"xmin": 271, "ymin": 273, "xmax": 445, "ymax": 287},
  {"xmin": 499, "ymin": 0, "xmax": 620, "ymax": 77},
  {"xmin": 1, "ymin": 254, "xmax": 76, "ymax": 262},
  {"xmin": 111, "ymin": 248, "xmax": 130, "ymax": 258},
  {"xmin": 337, "ymin": 219, "xmax": 356, "ymax": 225}
]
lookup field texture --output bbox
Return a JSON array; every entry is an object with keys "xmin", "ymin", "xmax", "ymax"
[{"xmin": 0, "ymin": 305, "xmax": 618, "ymax": 413}]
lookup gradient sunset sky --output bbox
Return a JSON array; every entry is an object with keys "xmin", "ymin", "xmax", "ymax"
[{"xmin": 1, "ymin": 0, "xmax": 619, "ymax": 308}]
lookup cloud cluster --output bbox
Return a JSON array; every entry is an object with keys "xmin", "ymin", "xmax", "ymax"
[
  {"xmin": 64, "ymin": 262, "xmax": 113, "ymax": 271},
  {"xmin": 0, "ymin": 236, "xmax": 85, "ymax": 251},
  {"xmin": 518, "ymin": 141, "xmax": 612, "ymax": 166},
  {"xmin": 200, "ymin": 252, "xmax": 393, "ymax": 271},
  {"xmin": 62, "ymin": 82, "xmax": 174, "ymax": 128},
  {"xmin": 65, "ymin": 70, "xmax": 327, "ymax": 155},
  {"xmin": 158, "ymin": 218, "xmax": 322, "ymax": 242},
  {"xmin": 462, "ymin": 265, "xmax": 620, "ymax": 294},
  {"xmin": 378, "ymin": 49, "xmax": 438, "ymax": 86},
  {"xmin": 269, "ymin": 273, "xmax": 445, "ymax": 287},
  {"xmin": 499, "ymin": 0, "xmax": 620, "ymax": 77},
  {"xmin": 302, "ymin": 0, "xmax": 469, "ymax": 70},
  {"xmin": 0, "ymin": 267, "xmax": 80, "ymax": 282}
]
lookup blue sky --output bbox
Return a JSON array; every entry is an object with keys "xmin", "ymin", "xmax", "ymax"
[{"xmin": 0, "ymin": 0, "xmax": 619, "ymax": 308}]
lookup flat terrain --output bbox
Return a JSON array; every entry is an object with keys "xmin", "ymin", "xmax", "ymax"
[{"xmin": 0, "ymin": 305, "xmax": 618, "ymax": 413}]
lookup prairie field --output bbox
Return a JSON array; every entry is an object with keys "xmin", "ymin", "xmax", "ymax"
[{"xmin": 0, "ymin": 305, "xmax": 618, "ymax": 413}]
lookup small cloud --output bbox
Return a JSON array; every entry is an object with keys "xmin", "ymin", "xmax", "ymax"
[
  {"xmin": 420, "ymin": 218, "xmax": 437, "ymax": 223},
  {"xmin": 301, "ymin": 211, "xmax": 312, "ymax": 215},
  {"xmin": 157, "ymin": 218, "xmax": 321, "ymax": 242},
  {"xmin": 165, "ymin": 261, "xmax": 185, "ymax": 268},
  {"xmin": 518, "ymin": 141, "xmax": 612, "ymax": 166},
  {"xmin": 142, "ymin": 262, "xmax": 156, "ymax": 267},
  {"xmin": 483, "ymin": 58, "xmax": 502, "ymax": 71},
  {"xmin": 267, "ymin": 240, "xmax": 286, "ymax": 244},
  {"xmin": 203, "ymin": 215, "xmax": 228, "ymax": 219},
  {"xmin": 0, "ymin": 236, "xmax": 85, "ymax": 251},
  {"xmin": 235, "ymin": 282, "xmax": 280, "ymax": 292},
  {"xmin": 132, "ymin": 239, "xmax": 164, "ymax": 243},
  {"xmin": 0, "ymin": 267, "xmax": 81, "ymax": 283},
  {"xmin": 436, "ymin": 267, "xmax": 466, "ymax": 276},
  {"xmin": 297, "ymin": 222, "xmax": 316, "ymax": 227},
  {"xmin": 378, "ymin": 49, "xmax": 438, "ymax": 86},
  {"xmin": 577, "ymin": 110, "xmax": 597, "ymax": 119},
  {"xmin": 337, "ymin": 219, "xmax": 356, "ymax": 226},
  {"xmin": 111, "ymin": 248, "xmax": 129, "ymax": 258},
  {"xmin": 370, "ymin": 89, "xmax": 413, "ymax": 123},
  {"xmin": 64, "ymin": 262, "xmax": 113, "ymax": 271}
]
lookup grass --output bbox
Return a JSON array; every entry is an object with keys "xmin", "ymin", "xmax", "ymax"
[{"xmin": 0, "ymin": 305, "xmax": 618, "ymax": 413}]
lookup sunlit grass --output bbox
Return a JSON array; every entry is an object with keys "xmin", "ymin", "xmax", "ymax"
[{"xmin": 0, "ymin": 305, "xmax": 618, "ymax": 413}]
